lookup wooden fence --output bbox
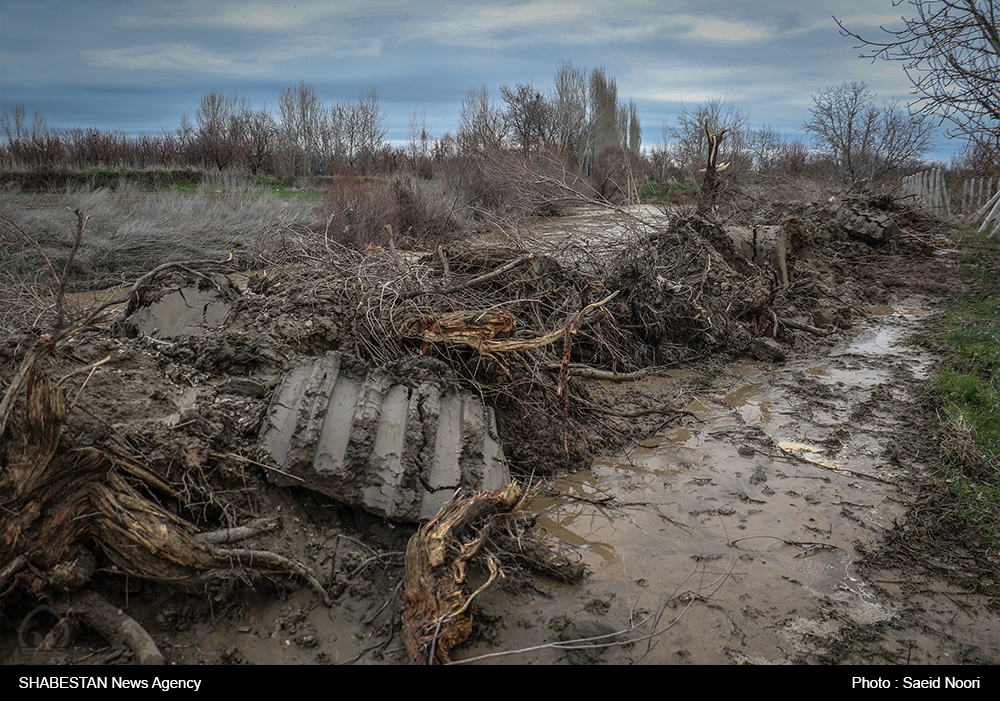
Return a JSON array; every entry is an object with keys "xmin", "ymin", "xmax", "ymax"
[{"xmin": 901, "ymin": 169, "xmax": 999, "ymax": 238}]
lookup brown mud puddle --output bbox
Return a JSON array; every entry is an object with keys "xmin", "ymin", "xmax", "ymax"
[{"xmin": 452, "ymin": 298, "xmax": 1000, "ymax": 664}]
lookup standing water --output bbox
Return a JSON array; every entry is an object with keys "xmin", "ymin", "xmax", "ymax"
[{"xmin": 454, "ymin": 299, "xmax": 1000, "ymax": 664}]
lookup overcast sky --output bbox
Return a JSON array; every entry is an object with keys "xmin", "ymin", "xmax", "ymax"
[{"xmin": 0, "ymin": 0, "xmax": 957, "ymax": 161}]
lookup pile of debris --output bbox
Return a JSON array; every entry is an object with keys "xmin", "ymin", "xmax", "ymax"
[{"xmin": 0, "ymin": 192, "xmax": 950, "ymax": 663}]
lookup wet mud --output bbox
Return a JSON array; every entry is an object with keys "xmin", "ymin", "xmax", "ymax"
[
  {"xmin": 7, "ymin": 296, "xmax": 989, "ymax": 667},
  {"xmin": 456, "ymin": 300, "xmax": 999, "ymax": 665}
]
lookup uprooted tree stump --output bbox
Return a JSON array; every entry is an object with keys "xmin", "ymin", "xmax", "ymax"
[
  {"xmin": 1, "ymin": 369, "xmax": 215, "ymax": 580},
  {"xmin": 0, "ymin": 356, "xmax": 332, "ymax": 660},
  {"xmin": 400, "ymin": 482, "xmax": 524, "ymax": 665}
]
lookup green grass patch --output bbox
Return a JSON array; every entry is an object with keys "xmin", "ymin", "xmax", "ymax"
[
  {"xmin": 639, "ymin": 180, "xmax": 696, "ymax": 204},
  {"xmin": 248, "ymin": 174, "xmax": 325, "ymax": 200},
  {"xmin": 0, "ymin": 169, "xmax": 204, "ymax": 192},
  {"xmin": 933, "ymin": 227, "xmax": 1000, "ymax": 545}
]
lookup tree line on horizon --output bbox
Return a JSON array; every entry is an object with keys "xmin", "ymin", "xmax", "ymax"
[
  {"xmin": 0, "ymin": 56, "xmax": 992, "ymax": 189},
  {"xmin": 0, "ymin": 62, "xmax": 647, "ymax": 181}
]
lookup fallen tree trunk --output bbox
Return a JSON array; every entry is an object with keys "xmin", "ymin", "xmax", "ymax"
[
  {"xmin": 398, "ymin": 291, "xmax": 619, "ymax": 354},
  {"xmin": 779, "ymin": 316, "xmax": 832, "ymax": 337}
]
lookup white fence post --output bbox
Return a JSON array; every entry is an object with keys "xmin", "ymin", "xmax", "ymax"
[
  {"xmin": 904, "ymin": 170, "xmax": 998, "ymax": 236},
  {"xmin": 902, "ymin": 168, "xmax": 951, "ymax": 214},
  {"xmin": 961, "ymin": 177, "xmax": 997, "ymax": 216},
  {"xmin": 973, "ymin": 190, "xmax": 1000, "ymax": 239}
]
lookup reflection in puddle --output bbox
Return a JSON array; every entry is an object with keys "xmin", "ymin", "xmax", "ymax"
[
  {"xmin": 722, "ymin": 383, "xmax": 773, "ymax": 424},
  {"xmin": 129, "ymin": 284, "xmax": 233, "ymax": 338},
  {"xmin": 534, "ymin": 470, "xmax": 620, "ymax": 565},
  {"xmin": 842, "ymin": 326, "xmax": 898, "ymax": 355},
  {"xmin": 776, "ymin": 441, "xmax": 840, "ymax": 469},
  {"xmin": 660, "ymin": 425, "xmax": 702, "ymax": 448}
]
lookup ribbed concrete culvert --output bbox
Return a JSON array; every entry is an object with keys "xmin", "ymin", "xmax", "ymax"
[{"xmin": 260, "ymin": 351, "xmax": 509, "ymax": 522}]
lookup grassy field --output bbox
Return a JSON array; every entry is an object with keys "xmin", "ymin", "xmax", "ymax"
[
  {"xmin": 0, "ymin": 172, "xmax": 328, "ymax": 334},
  {"xmin": 933, "ymin": 227, "xmax": 1000, "ymax": 546},
  {"xmin": 1, "ymin": 172, "xmax": 322, "ymax": 270},
  {"xmin": 0, "ymin": 168, "xmax": 329, "ymax": 199}
]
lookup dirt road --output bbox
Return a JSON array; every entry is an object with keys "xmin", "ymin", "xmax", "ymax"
[{"xmin": 455, "ymin": 298, "xmax": 999, "ymax": 664}]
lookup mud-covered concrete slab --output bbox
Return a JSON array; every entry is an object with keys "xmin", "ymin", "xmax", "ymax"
[
  {"xmin": 127, "ymin": 274, "xmax": 237, "ymax": 338},
  {"xmin": 725, "ymin": 225, "xmax": 789, "ymax": 285},
  {"xmin": 260, "ymin": 352, "xmax": 509, "ymax": 522},
  {"xmin": 832, "ymin": 205, "xmax": 900, "ymax": 244}
]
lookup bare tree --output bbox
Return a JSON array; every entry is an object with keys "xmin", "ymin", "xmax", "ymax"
[
  {"xmin": 649, "ymin": 129, "xmax": 674, "ymax": 181},
  {"xmin": 2, "ymin": 108, "xmax": 63, "ymax": 169},
  {"xmin": 434, "ymin": 131, "xmax": 457, "ymax": 161},
  {"xmin": 550, "ymin": 60, "xmax": 588, "ymax": 158},
  {"xmin": 176, "ymin": 113, "xmax": 195, "ymax": 147},
  {"xmin": 803, "ymin": 81, "xmax": 935, "ymax": 182},
  {"xmin": 803, "ymin": 82, "xmax": 874, "ymax": 182},
  {"xmin": 195, "ymin": 89, "xmax": 238, "ymax": 143},
  {"xmin": 627, "ymin": 100, "xmax": 642, "ymax": 155},
  {"xmin": 835, "ymin": 0, "xmax": 999, "ymax": 166},
  {"xmin": 666, "ymin": 96, "xmax": 750, "ymax": 183},
  {"xmin": 500, "ymin": 82, "xmax": 551, "ymax": 156},
  {"xmin": 407, "ymin": 109, "xmax": 432, "ymax": 163},
  {"xmin": 877, "ymin": 99, "xmax": 940, "ymax": 174},
  {"xmin": 278, "ymin": 81, "xmax": 329, "ymax": 176},
  {"xmin": 64, "ymin": 126, "xmax": 123, "ymax": 168},
  {"xmin": 329, "ymin": 100, "xmax": 350, "ymax": 167},
  {"xmin": 746, "ymin": 123, "xmax": 785, "ymax": 176},
  {"xmin": 778, "ymin": 140, "xmax": 812, "ymax": 178},
  {"xmin": 238, "ymin": 107, "xmax": 277, "ymax": 175},
  {"xmin": 355, "ymin": 86, "xmax": 388, "ymax": 171},
  {"xmin": 1, "ymin": 105, "xmax": 28, "ymax": 168},
  {"xmin": 191, "ymin": 89, "xmax": 250, "ymax": 170},
  {"xmin": 1, "ymin": 104, "xmax": 26, "ymax": 143},
  {"xmin": 458, "ymin": 85, "xmax": 505, "ymax": 153}
]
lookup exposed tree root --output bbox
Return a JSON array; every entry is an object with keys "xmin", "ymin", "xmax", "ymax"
[
  {"xmin": 53, "ymin": 590, "xmax": 165, "ymax": 665},
  {"xmin": 400, "ymin": 483, "xmax": 524, "ymax": 665},
  {"xmin": 0, "ymin": 366, "xmax": 332, "ymax": 619}
]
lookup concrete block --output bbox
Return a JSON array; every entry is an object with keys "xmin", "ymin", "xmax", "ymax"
[{"xmin": 724, "ymin": 225, "xmax": 789, "ymax": 285}]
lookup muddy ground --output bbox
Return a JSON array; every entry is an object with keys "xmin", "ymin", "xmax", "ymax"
[{"xmin": 1, "ymin": 194, "xmax": 998, "ymax": 665}]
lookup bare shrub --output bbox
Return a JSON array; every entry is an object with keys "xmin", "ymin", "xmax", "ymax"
[
  {"xmin": 317, "ymin": 176, "xmax": 402, "ymax": 249},
  {"xmin": 956, "ymin": 141, "xmax": 1000, "ymax": 178},
  {"xmin": 441, "ymin": 146, "xmax": 585, "ymax": 232},
  {"xmin": 392, "ymin": 175, "xmax": 462, "ymax": 244},
  {"xmin": 0, "ymin": 208, "xmax": 58, "ymax": 334},
  {"xmin": 587, "ymin": 147, "xmax": 649, "ymax": 203},
  {"xmin": 198, "ymin": 170, "xmax": 259, "ymax": 194}
]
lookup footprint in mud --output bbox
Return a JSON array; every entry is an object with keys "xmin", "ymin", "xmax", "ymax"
[
  {"xmin": 583, "ymin": 598, "xmax": 613, "ymax": 615},
  {"xmin": 557, "ymin": 620, "xmax": 619, "ymax": 665}
]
